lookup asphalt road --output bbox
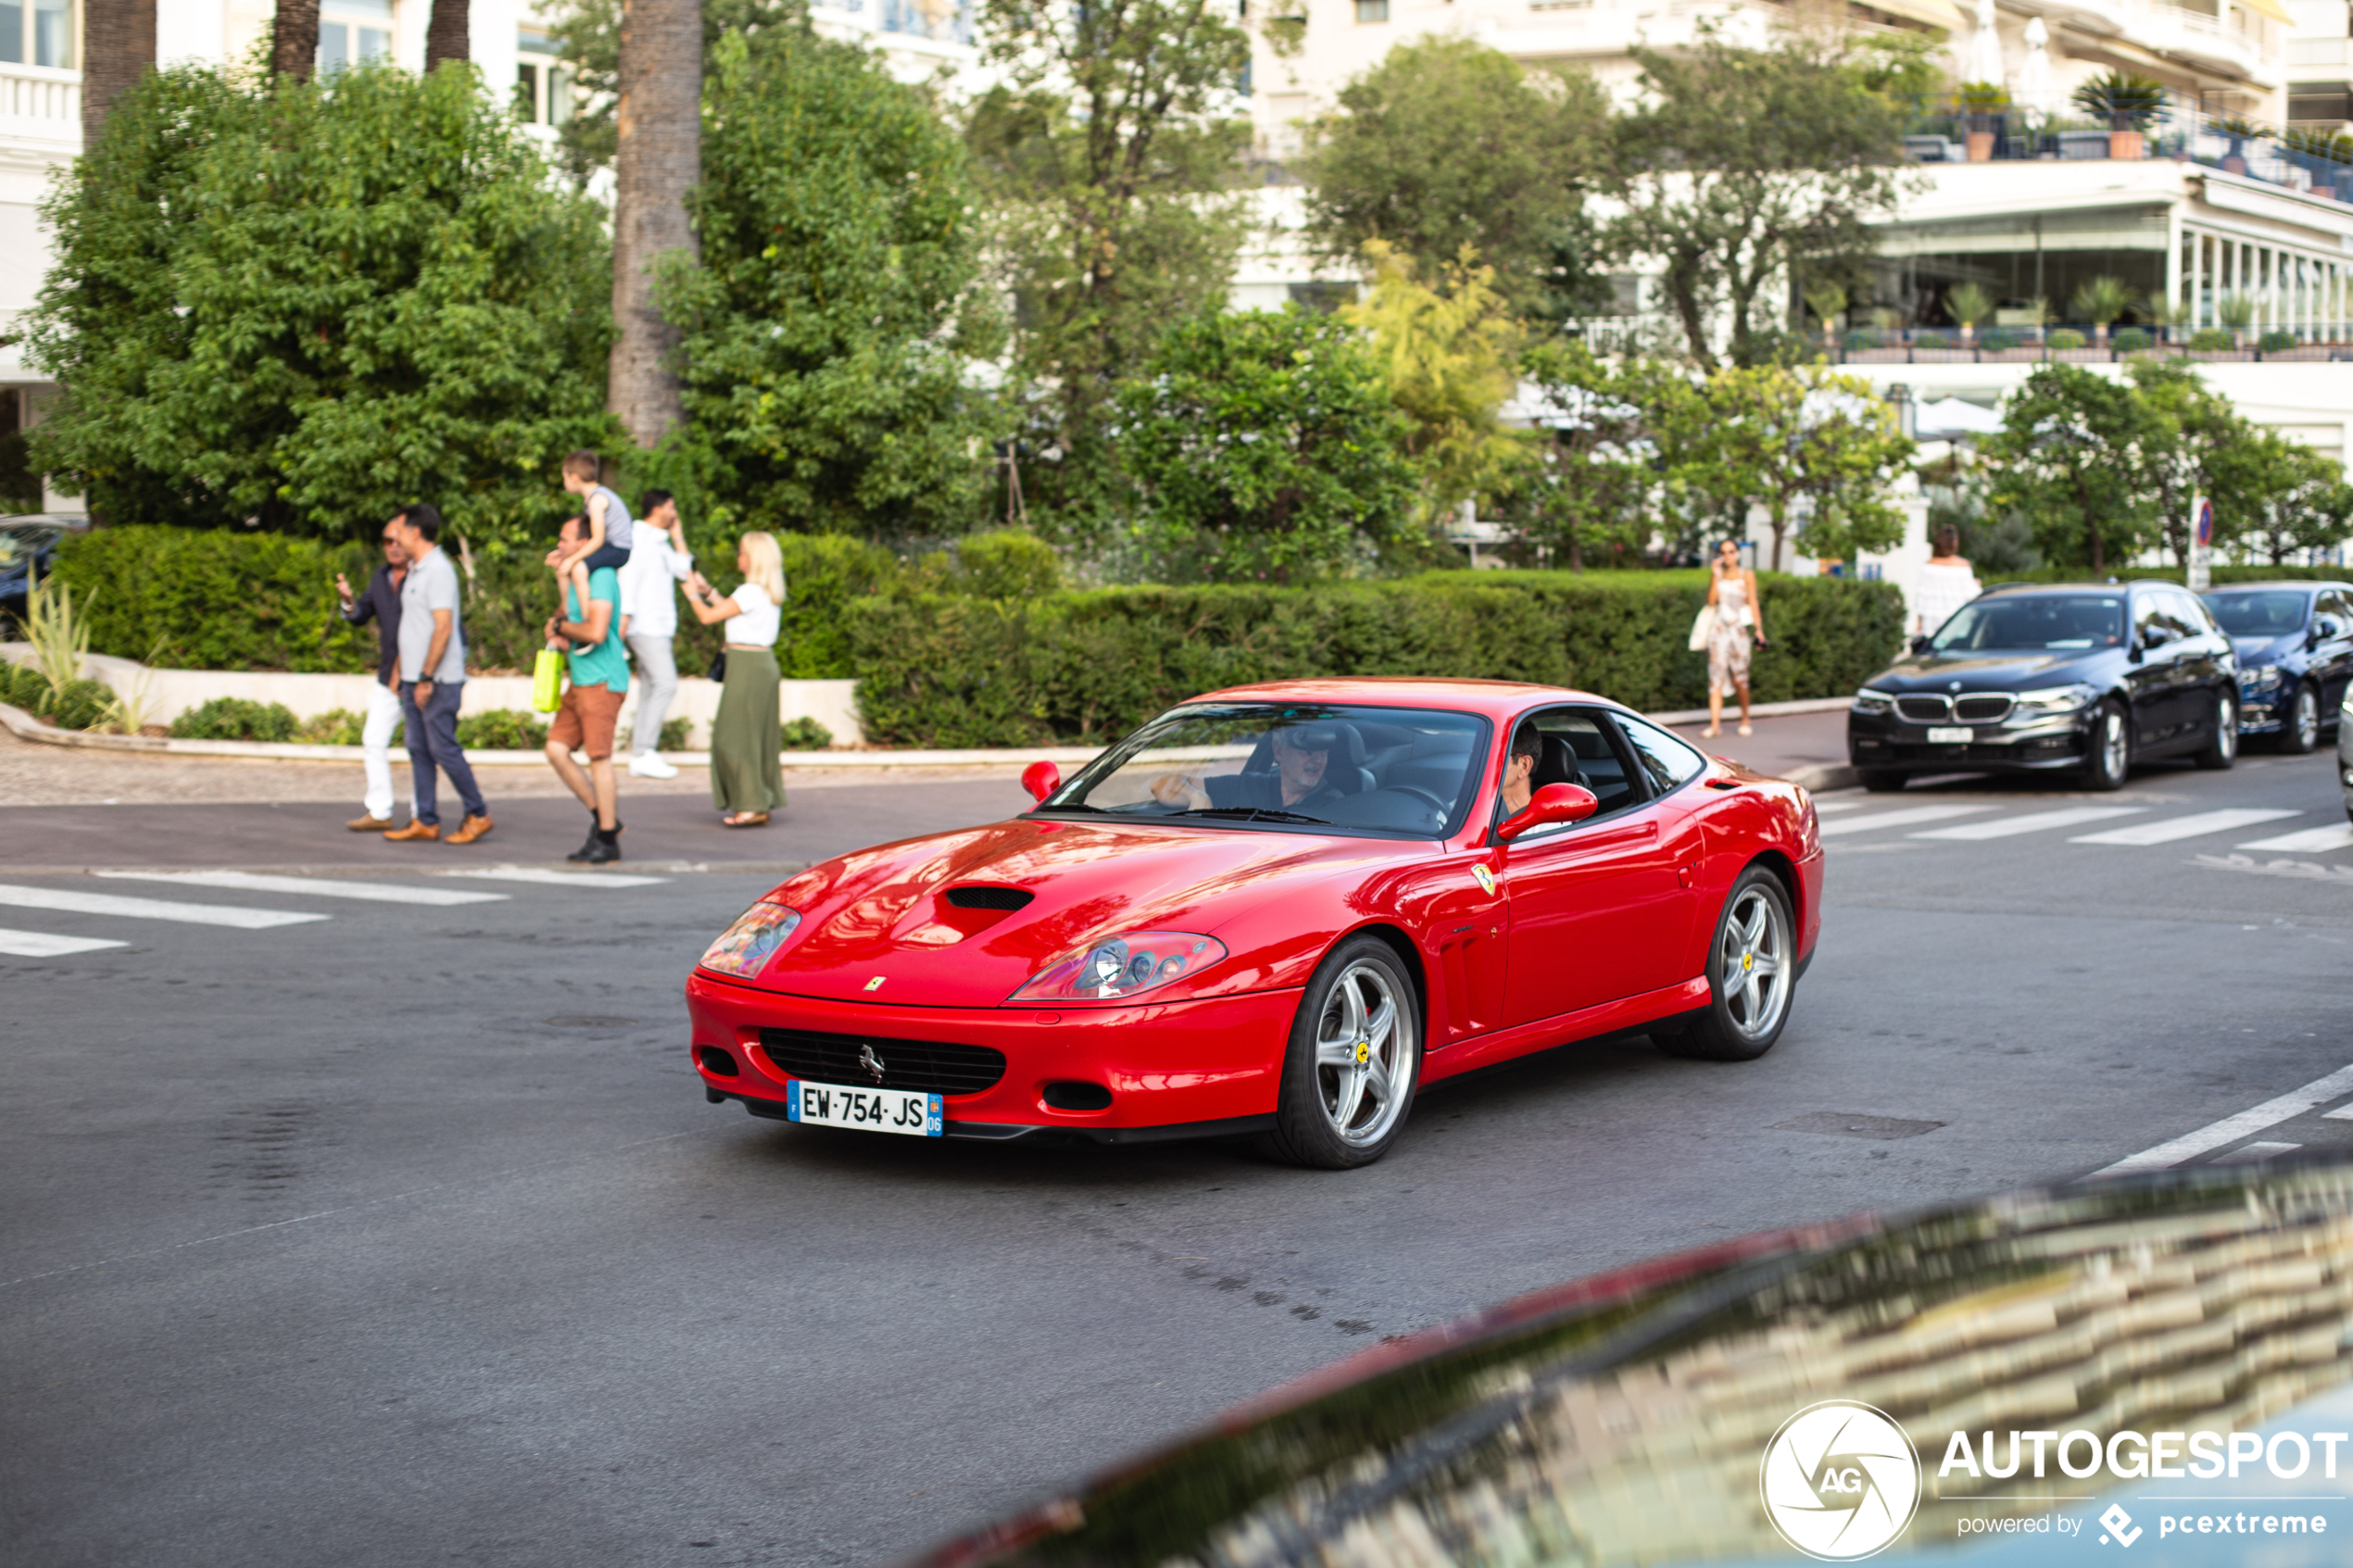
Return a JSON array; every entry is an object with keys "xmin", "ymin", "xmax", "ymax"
[{"xmin": 5, "ymin": 741, "xmax": 2352, "ymax": 1567}]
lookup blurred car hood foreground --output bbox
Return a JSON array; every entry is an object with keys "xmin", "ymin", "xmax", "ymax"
[{"xmin": 922, "ymin": 1156, "xmax": 2353, "ymax": 1568}]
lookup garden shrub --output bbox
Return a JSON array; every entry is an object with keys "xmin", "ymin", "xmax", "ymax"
[
  {"xmin": 1, "ymin": 659, "xmax": 46, "ymax": 711},
  {"xmin": 48, "ymin": 678, "xmax": 113, "ymax": 731},
  {"xmin": 779, "ymin": 716, "xmax": 836, "ymax": 750},
  {"xmin": 2258, "ymin": 330, "xmax": 2297, "ymax": 353},
  {"xmin": 2111, "ymin": 328, "xmax": 2152, "ymax": 353},
  {"xmin": 455, "ymin": 709, "xmax": 548, "ymax": 750},
  {"xmin": 2188, "ymin": 328, "xmax": 2234, "ymax": 351},
  {"xmin": 296, "ymin": 708, "xmax": 390, "ymax": 746},
  {"xmin": 2047, "ymin": 329, "xmax": 2087, "ymax": 350},
  {"xmin": 170, "ymin": 696, "xmax": 299, "ymax": 742},
  {"xmin": 52, "ymin": 526, "xmax": 378, "ymax": 671}
]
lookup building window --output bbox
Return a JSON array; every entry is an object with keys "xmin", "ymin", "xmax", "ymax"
[
  {"xmin": 320, "ymin": 0, "xmax": 396, "ymax": 73},
  {"xmin": 0, "ymin": 0, "xmax": 75, "ymax": 69},
  {"xmin": 1355, "ymin": 0, "xmax": 1389, "ymax": 18},
  {"xmin": 516, "ymin": 28, "xmax": 573, "ymax": 125},
  {"xmin": 880, "ymin": 0, "xmax": 974, "ymax": 44}
]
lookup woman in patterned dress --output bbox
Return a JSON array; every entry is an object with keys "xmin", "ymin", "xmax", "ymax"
[{"xmin": 1704, "ymin": 539, "xmax": 1767, "ymax": 738}]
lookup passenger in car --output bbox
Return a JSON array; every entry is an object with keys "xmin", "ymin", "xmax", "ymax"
[
  {"xmin": 1151, "ymin": 724, "xmax": 1352, "ymax": 813},
  {"xmin": 1500, "ymin": 723, "xmax": 1539, "ymax": 817}
]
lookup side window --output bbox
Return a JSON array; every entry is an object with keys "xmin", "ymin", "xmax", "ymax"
[
  {"xmin": 2319, "ymin": 591, "xmax": 2351, "ymax": 631},
  {"xmin": 1501, "ymin": 709, "xmax": 1641, "ymax": 838},
  {"xmin": 1615, "ymin": 715, "xmax": 1708, "ymax": 796},
  {"xmin": 2168, "ymin": 589, "xmax": 2217, "ymax": 638},
  {"xmin": 2133, "ymin": 594, "xmax": 2177, "ymax": 646}
]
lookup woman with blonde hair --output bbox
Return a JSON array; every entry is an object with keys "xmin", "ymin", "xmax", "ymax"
[{"xmin": 685, "ymin": 532, "xmax": 786, "ymax": 826}]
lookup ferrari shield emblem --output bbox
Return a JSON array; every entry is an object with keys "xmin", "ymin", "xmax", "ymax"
[
  {"xmin": 864, "ymin": 976, "xmax": 886, "ymax": 991},
  {"xmin": 1471, "ymin": 865, "xmax": 1496, "ymax": 896}
]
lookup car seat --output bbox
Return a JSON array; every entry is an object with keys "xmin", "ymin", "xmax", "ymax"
[{"xmin": 1530, "ymin": 734, "xmax": 1588, "ymax": 792}]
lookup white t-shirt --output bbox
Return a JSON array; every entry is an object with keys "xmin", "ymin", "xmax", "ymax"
[
  {"xmin": 724, "ymin": 582, "xmax": 781, "ymax": 648},
  {"xmin": 617, "ymin": 520, "xmax": 691, "ymax": 638},
  {"xmin": 1914, "ymin": 560, "xmax": 1983, "ymax": 636}
]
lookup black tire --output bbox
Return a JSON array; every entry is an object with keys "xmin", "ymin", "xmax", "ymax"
[
  {"xmin": 1857, "ymin": 768, "xmax": 1907, "ymax": 793},
  {"xmin": 1257, "ymin": 935, "xmax": 1422, "ymax": 1170},
  {"xmin": 2194, "ymin": 691, "xmax": 2237, "ymax": 770},
  {"xmin": 2280, "ymin": 684, "xmax": 2321, "ymax": 754},
  {"xmin": 1653, "ymin": 867, "xmax": 1796, "ymax": 1063},
  {"xmin": 2079, "ymin": 700, "xmax": 2130, "ymax": 791}
]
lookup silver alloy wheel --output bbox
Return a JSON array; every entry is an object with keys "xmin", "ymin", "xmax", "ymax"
[
  {"xmin": 2216, "ymin": 695, "xmax": 2236, "ymax": 760},
  {"xmin": 2098, "ymin": 707, "xmax": 2128, "ymax": 782},
  {"xmin": 1313, "ymin": 960, "xmax": 1415, "ymax": 1148},
  {"xmin": 2294, "ymin": 685, "xmax": 2321, "ymax": 749},
  {"xmin": 1716, "ymin": 885, "xmax": 1790, "ymax": 1043}
]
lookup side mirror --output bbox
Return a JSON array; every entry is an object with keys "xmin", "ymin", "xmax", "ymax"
[
  {"xmin": 1496, "ymin": 783, "xmax": 1600, "ymax": 843},
  {"xmin": 1909, "ymin": 635, "xmax": 1934, "ymax": 656},
  {"xmin": 2312, "ymin": 616, "xmax": 2342, "ymax": 647},
  {"xmin": 1020, "ymin": 759, "xmax": 1062, "ymax": 805}
]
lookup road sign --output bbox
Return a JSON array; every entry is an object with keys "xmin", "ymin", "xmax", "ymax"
[{"xmin": 2188, "ymin": 495, "xmax": 2213, "ymax": 591}]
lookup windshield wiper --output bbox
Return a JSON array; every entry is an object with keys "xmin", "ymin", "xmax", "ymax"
[{"xmin": 1176, "ymin": 807, "xmax": 1331, "ymax": 825}]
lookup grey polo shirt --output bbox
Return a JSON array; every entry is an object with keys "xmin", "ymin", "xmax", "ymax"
[{"xmin": 397, "ymin": 546, "xmax": 467, "ymax": 684}]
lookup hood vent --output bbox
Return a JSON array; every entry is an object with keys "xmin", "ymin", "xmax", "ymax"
[{"xmin": 945, "ymin": 885, "xmax": 1035, "ymax": 912}]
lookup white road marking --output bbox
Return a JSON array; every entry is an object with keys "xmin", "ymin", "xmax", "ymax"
[
  {"xmin": 2070, "ymin": 808, "xmax": 2301, "ymax": 846},
  {"xmin": 94, "ymin": 871, "xmax": 507, "ymax": 907},
  {"xmin": 1810, "ymin": 799, "xmax": 1868, "ymax": 813},
  {"xmin": 0, "ymin": 927, "xmax": 129, "ymax": 958},
  {"xmin": 2323, "ymin": 1103, "xmax": 2353, "ymax": 1121},
  {"xmin": 1910, "ymin": 806, "xmax": 2147, "ymax": 841},
  {"xmin": 439, "ymin": 866, "xmax": 671, "ymax": 888},
  {"xmin": 1816, "ymin": 805, "xmax": 1997, "ymax": 836},
  {"xmin": 2089, "ymin": 1062, "xmax": 2353, "ymax": 1177},
  {"xmin": 2211, "ymin": 1141, "xmax": 2301, "ymax": 1163},
  {"xmin": 0, "ymin": 884, "xmax": 328, "ymax": 930},
  {"xmin": 2235, "ymin": 822, "xmax": 2353, "ymax": 854}
]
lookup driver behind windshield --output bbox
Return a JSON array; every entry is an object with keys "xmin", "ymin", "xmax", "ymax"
[
  {"xmin": 1499, "ymin": 722, "xmax": 1539, "ymax": 817},
  {"xmin": 1151, "ymin": 724, "xmax": 1345, "ymax": 814}
]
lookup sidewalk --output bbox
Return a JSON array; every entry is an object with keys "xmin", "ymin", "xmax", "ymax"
[{"xmin": 1663, "ymin": 709, "xmax": 1853, "ymax": 790}]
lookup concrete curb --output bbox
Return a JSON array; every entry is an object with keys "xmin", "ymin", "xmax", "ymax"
[{"xmin": 1646, "ymin": 696, "xmax": 1855, "ymax": 725}]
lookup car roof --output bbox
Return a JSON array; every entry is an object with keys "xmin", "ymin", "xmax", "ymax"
[
  {"xmin": 2199, "ymin": 580, "xmax": 2348, "ymax": 594},
  {"xmin": 1978, "ymin": 580, "xmax": 2152, "ymax": 596},
  {"xmin": 1184, "ymin": 678, "xmax": 1617, "ymax": 720}
]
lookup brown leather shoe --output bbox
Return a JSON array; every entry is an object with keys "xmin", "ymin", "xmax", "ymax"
[
  {"xmin": 445, "ymin": 813, "xmax": 494, "ymax": 846},
  {"xmin": 346, "ymin": 813, "xmax": 396, "ymax": 833},
  {"xmin": 383, "ymin": 820, "xmax": 441, "ymax": 842}
]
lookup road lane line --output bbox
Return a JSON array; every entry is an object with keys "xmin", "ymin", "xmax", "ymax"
[
  {"xmin": 2211, "ymin": 1141, "xmax": 2301, "ymax": 1163},
  {"xmin": 440, "ymin": 866, "xmax": 671, "ymax": 888},
  {"xmin": 0, "ymin": 884, "xmax": 329, "ymax": 930},
  {"xmin": 94, "ymin": 871, "xmax": 508, "ymax": 907},
  {"xmin": 2236, "ymin": 823, "xmax": 2353, "ymax": 854},
  {"xmin": 0, "ymin": 928, "xmax": 129, "ymax": 958},
  {"xmin": 1816, "ymin": 805, "xmax": 1997, "ymax": 836},
  {"xmin": 2089, "ymin": 1061, "xmax": 2353, "ymax": 1176},
  {"xmin": 2323, "ymin": 1104, "xmax": 2353, "ymax": 1121},
  {"xmin": 1810, "ymin": 800, "xmax": 1867, "ymax": 813},
  {"xmin": 2069, "ymin": 808, "xmax": 2300, "ymax": 846},
  {"xmin": 1911, "ymin": 806, "xmax": 2148, "ymax": 841}
]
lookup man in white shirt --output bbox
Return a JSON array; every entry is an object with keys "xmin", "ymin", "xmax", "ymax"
[{"xmin": 617, "ymin": 488, "xmax": 694, "ymax": 779}]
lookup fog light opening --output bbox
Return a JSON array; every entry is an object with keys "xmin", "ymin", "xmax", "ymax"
[
  {"xmin": 1042, "ymin": 1080, "xmax": 1114, "ymax": 1111},
  {"xmin": 698, "ymin": 1045, "xmax": 740, "ymax": 1078}
]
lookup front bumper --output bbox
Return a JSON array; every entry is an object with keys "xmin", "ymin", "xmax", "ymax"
[
  {"xmin": 1847, "ymin": 705, "xmax": 2094, "ymax": 773},
  {"xmin": 685, "ymin": 972, "xmax": 1300, "ymax": 1141}
]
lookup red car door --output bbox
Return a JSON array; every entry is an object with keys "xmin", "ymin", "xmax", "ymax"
[{"xmin": 1498, "ymin": 709, "xmax": 1698, "ymax": 1028}]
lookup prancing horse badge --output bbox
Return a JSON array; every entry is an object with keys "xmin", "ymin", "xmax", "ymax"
[{"xmin": 1471, "ymin": 865, "xmax": 1497, "ymax": 896}]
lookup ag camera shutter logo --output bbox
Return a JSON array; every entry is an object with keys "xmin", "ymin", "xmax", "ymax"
[{"xmin": 1760, "ymin": 1400, "xmax": 1922, "ymax": 1560}]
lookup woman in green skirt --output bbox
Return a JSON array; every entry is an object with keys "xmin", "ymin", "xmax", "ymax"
[{"xmin": 684, "ymin": 533, "xmax": 786, "ymax": 826}]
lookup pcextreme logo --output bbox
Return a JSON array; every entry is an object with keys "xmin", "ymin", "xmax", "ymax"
[{"xmin": 1761, "ymin": 1400, "xmax": 1924, "ymax": 1561}]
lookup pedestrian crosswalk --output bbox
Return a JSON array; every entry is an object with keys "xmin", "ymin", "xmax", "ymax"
[
  {"xmin": 0, "ymin": 866, "xmax": 675, "ymax": 960},
  {"xmin": 1818, "ymin": 797, "xmax": 2351, "ymax": 854}
]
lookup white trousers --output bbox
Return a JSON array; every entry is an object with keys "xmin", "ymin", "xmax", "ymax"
[{"xmin": 362, "ymin": 680, "xmax": 415, "ymax": 821}]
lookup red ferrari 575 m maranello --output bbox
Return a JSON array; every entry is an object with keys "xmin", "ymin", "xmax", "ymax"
[{"xmin": 685, "ymin": 679, "xmax": 1824, "ymax": 1168}]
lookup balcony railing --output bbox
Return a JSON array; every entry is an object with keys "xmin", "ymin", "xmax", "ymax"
[
  {"xmin": 1901, "ymin": 90, "xmax": 2353, "ymax": 206},
  {"xmin": 0, "ymin": 60, "xmax": 79, "ymax": 144},
  {"xmin": 1806, "ymin": 326, "xmax": 2353, "ymax": 364}
]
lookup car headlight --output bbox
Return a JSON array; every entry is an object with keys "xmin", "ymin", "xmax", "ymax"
[
  {"xmin": 698, "ymin": 899, "xmax": 803, "ymax": 977},
  {"xmin": 2016, "ymin": 683, "xmax": 2100, "ymax": 715},
  {"xmin": 1852, "ymin": 687, "xmax": 1895, "ymax": 715},
  {"xmin": 2241, "ymin": 664, "xmax": 2282, "ymax": 693},
  {"xmin": 1008, "ymin": 930, "xmax": 1228, "ymax": 1004}
]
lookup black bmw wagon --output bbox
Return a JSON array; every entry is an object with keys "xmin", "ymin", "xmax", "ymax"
[{"xmin": 1847, "ymin": 580, "xmax": 2238, "ymax": 792}]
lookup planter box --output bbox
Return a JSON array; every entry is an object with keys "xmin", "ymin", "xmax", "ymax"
[
  {"xmin": 1908, "ymin": 348, "xmax": 1977, "ymax": 362},
  {"xmin": 1983, "ymin": 347, "xmax": 2045, "ymax": 361},
  {"xmin": 2051, "ymin": 349, "xmax": 2109, "ymax": 363},
  {"xmin": 1846, "ymin": 348, "xmax": 1910, "ymax": 363}
]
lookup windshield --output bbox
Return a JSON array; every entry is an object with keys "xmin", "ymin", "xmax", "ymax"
[
  {"xmin": 2202, "ymin": 590, "xmax": 2309, "ymax": 636},
  {"xmin": 1040, "ymin": 703, "xmax": 1490, "ymax": 836},
  {"xmin": 1929, "ymin": 594, "xmax": 2125, "ymax": 652}
]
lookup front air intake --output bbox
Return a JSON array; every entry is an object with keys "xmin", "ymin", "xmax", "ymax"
[
  {"xmin": 945, "ymin": 885, "xmax": 1035, "ymax": 911},
  {"xmin": 759, "ymin": 1028, "xmax": 1006, "ymax": 1097}
]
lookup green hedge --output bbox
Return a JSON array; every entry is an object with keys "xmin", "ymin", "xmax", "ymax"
[{"xmin": 849, "ymin": 572, "xmax": 1906, "ymax": 747}]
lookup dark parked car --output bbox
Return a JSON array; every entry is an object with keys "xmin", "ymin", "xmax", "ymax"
[
  {"xmin": 2339, "ymin": 684, "xmax": 2353, "ymax": 823},
  {"xmin": 2197, "ymin": 581, "xmax": 2353, "ymax": 753},
  {"xmin": 925, "ymin": 1155, "xmax": 2353, "ymax": 1568},
  {"xmin": 0, "ymin": 515, "xmax": 82, "ymax": 633},
  {"xmin": 1847, "ymin": 580, "xmax": 2237, "ymax": 793}
]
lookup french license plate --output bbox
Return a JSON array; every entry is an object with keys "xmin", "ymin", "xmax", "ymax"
[
  {"xmin": 1925, "ymin": 726, "xmax": 1974, "ymax": 745},
  {"xmin": 785, "ymin": 1079, "xmax": 943, "ymax": 1137}
]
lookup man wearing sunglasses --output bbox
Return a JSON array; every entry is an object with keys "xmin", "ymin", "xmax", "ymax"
[{"xmin": 334, "ymin": 522, "xmax": 416, "ymax": 832}]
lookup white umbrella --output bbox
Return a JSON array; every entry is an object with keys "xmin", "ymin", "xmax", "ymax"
[
  {"xmin": 1915, "ymin": 397, "xmax": 2005, "ymax": 439},
  {"xmin": 1966, "ymin": 0, "xmax": 2006, "ymax": 86},
  {"xmin": 2014, "ymin": 17, "xmax": 2055, "ymax": 122}
]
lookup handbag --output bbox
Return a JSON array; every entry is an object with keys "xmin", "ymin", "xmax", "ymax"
[
  {"xmin": 531, "ymin": 645, "xmax": 564, "ymax": 713},
  {"xmin": 1687, "ymin": 604, "xmax": 1717, "ymax": 652},
  {"xmin": 707, "ymin": 648, "xmax": 728, "ymax": 683}
]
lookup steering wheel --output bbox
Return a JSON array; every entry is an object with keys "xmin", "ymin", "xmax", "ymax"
[{"xmin": 1386, "ymin": 784, "xmax": 1448, "ymax": 814}]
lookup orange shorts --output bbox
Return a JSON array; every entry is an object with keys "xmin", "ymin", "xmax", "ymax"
[{"xmin": 549, "ymin": 683, "xmax": 625, "ymax": 760}]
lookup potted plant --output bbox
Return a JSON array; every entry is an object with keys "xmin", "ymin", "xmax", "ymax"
[
  {"xmin": 1803, "ymin": 281, "xmax": 1847, "ymax": 357},
  {"xmin": 2072, "ymin": 70, "xmax": 2167, "ymax": 161},
  {"xmin": 2211, "ymin": 115, "xmax": 2268, "ymax": 177},
  {"xmin": 1945, "ymin": 281, "xmax": 1994, "ymax": 345},
  {"xmin": 2281, "ymin": 125, "xmax": 2353, "ymax": 199},
  {"xmin": 2068, "ymin": 274, "xmax": 2135, "ymax": 349},
  {"xmin": 1958, "ymin": 81, "xmax": 2009, "ymax": 162},
  {"xmin": 2218, "ymin": 291, "xmax": 2256, "ymax": 349}
]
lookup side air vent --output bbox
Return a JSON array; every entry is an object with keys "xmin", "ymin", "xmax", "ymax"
[{"xmin": 945, "ymin": 885, "xmax": 1035, "ymax": 911}]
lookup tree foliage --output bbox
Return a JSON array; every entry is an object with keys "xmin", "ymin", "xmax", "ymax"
[
  {"xmin": 1115, "ymin": 307, "xmax": 1420, "ymax": 583},
  {"xmin": 540, "ymin": 0, "xmax": 803, "ymax": 180},
  {"xmin": 661, "ymin": 27, "xmax": 1001, "ymax": 538},
  {"xmin": 1604, "ymin": 31, "xmax": 1915, "ymax": 368},
  {"xmin": 1298, "ymin": 38, "xmax": 1610, "ymax": 323},
  {"xmin": 965, "ymin": 0, "xmax": 1255, "ymax": 537},
  {"xmin": 1512, "ymin": 341, "xmax": 1665, "ymax": 570},
  {"xmin": 27, "ymin": 61, "xmax": 615, "ymax": 548},
  {"xmin": 1672, "ymin": 364, "xmax": 1914, "ymax": 571},
  {"xmin": 1983, "ymin": 364, "xmax": 2164, "ymax": 573}
]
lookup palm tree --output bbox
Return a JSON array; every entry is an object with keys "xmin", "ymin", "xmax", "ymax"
[
  {"xmin": 1946, "ymin": 282, "xmax": 1994, "ymax": 344},
  {"xmin": 81, "ymin": 0, "xmax": 156, "ymax": 145},
  {"xmin": 2069, "ymin": 275, "xmax": 2135, "ymax": 348},
  {"xmin": 425, "ymin": 0, "xmax": 470, "ymax": 70},
  {"xmin": 609, "ymin": 0, "xmax": 703, "ymax": 447},
  {"xmin": 271, "ymin": 0, "xmax": 321, "ymax": 84}
]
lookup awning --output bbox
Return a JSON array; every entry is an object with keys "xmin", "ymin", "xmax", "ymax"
[
  {"xmin": 1914, "ymin": 397, "xmax": 2006, "ymax": 438},
  {"xmin": 1860, "ymin": 0, "xmax": 1970, "ymax": 30},
  {"xmin": 2235, "ymin": 0, "xmax": 2291, "ymax": 23}
]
